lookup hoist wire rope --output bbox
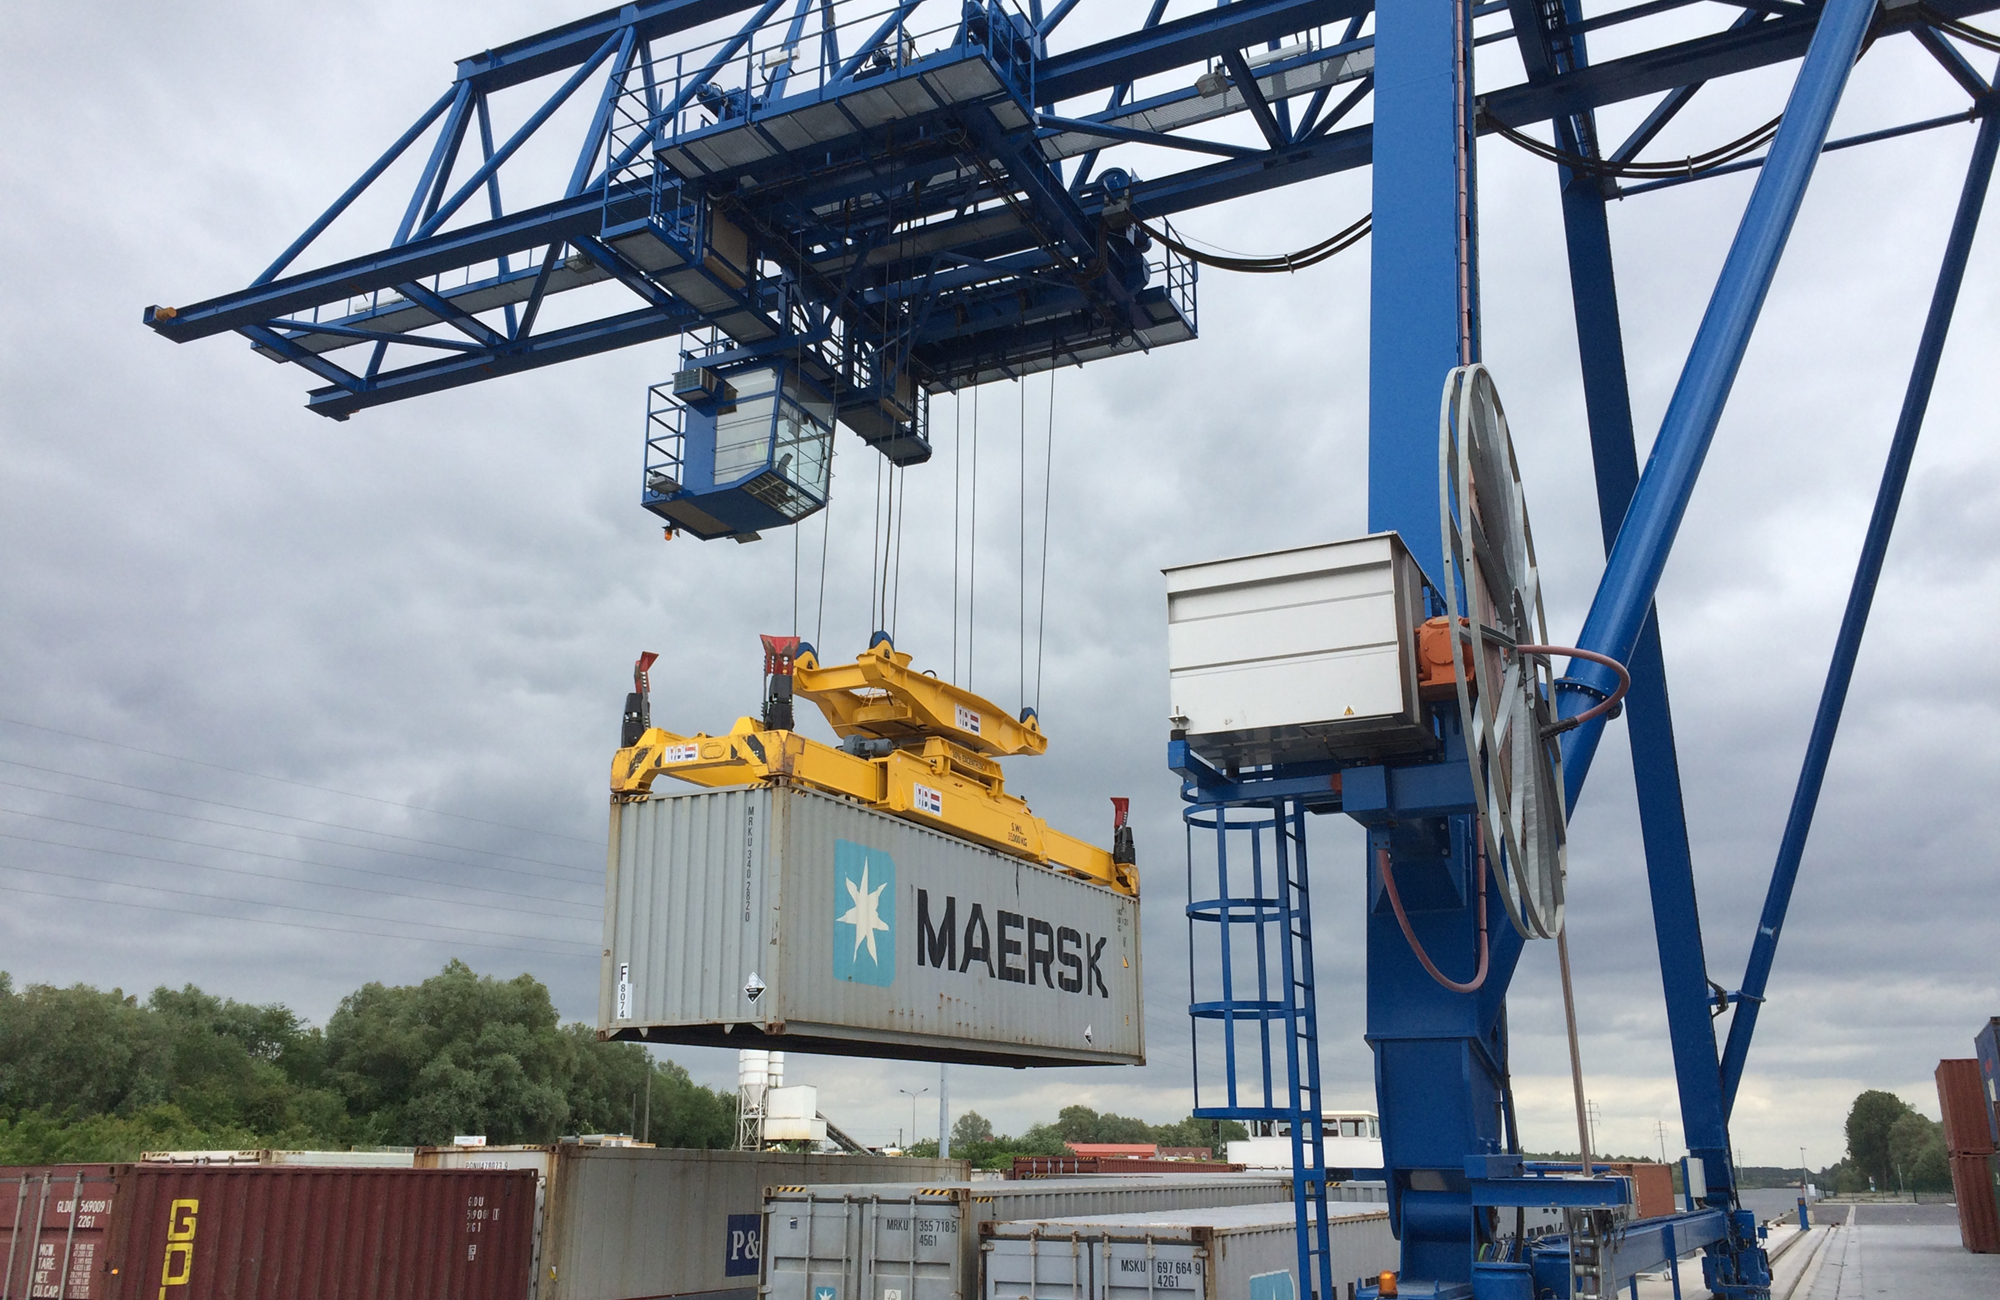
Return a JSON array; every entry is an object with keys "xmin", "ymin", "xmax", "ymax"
[
  {"xmin": 0, "ymin": 774, "xmax": 599, "ymax": 904},
  {"xmin": 1490, "ymin": 109, "xmax": 1785, "ymax": 178},
  {"xmin": 0, "ymin": 835, "xmax": 596, "ymax": 951},
  {"xmin": 891, "ymin": 448, "xmax": 907, "ymax": 641},
  {"xmin": 952, "ymin": 391, "xmax": 963, "ymax": 681},
  {"xmin": 1034, "ymin": 368, "xmax": 1055, "ymax": 713},
  {"xmin": 1019, "ymin": 377, "xmax": 1028, "ymax": 713},
  {"xmin": 0, "ymin": 879, "xmax": 589, "ymax": 961},
  {"xmin": 0, "ymin": 715, "xmax": 597, "ymax": 845},
  {"xmin": 0, "ymin": 754, "xmax": 596, "ymax": 876},
  {"xmin": 815, "ymin": 463, "xmax": 833, "ymax": 650},
  {"xmin": 969, "ymin": 384, "xmax": 980, "ymax": 690},
  {"xmin": 1137, "ymin": 213, "xmax": 1371, "ymax": 273}
]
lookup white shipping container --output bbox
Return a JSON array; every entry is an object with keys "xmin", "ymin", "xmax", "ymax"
[
  {"xmin": 602, "ymin": 786, "xmax": 1142, "ymax": 1067},
  {"xmin": 1164, "ymin": 534, "xmax": 1430, "ymax": 767},
  {"xmin": 983, "ymin": 1203, "xmax": 1397, "ymax": 1300},
  {"xmin": 762, "ymin": 1176, "xmax": 1292, "ymax": 1300}
]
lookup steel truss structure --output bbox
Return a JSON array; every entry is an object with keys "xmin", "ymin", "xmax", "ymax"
[{"xmin": 148, "ymin": 0, "xmax": 2000, "ymax": 1295}]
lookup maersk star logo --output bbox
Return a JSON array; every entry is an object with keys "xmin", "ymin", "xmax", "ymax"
[{"xmin": 832, "ymin": 839, "xmax": 896, "ymax": 986}]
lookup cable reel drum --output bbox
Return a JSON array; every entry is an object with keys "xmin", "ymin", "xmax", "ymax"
[{"xmin": 1438, "ymin": 365, "xmax": 1567, "ymax": 940}]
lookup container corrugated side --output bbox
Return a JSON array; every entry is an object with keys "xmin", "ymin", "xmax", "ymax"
[
  {"xmin": 1, "ymin": 1166, "xmax": 122, "ymax": 1300},
  {"xmin": 981, "ymin": 1203, "xmax": 1396, "ymax": 1300},
  {"xmin": 99, "ymin": 1165, "xmax": 537, "ymax": 1300},
  {"xmin": 1938, "ymin": 1059, "xmax": 1995, "ymax": 1157},
  {"xmin": 1951, "ymin": 1154, "xmax": 2000, "ymax": 1253},
  {"xmin": 762, "ymin": 1175, "xmax": 1291, "ymax": 1300},
  {"xmin": 540, "ymin": 1147, "xmax": 962, "ymax": 1300},
  {"xmin": 602, "ymin": 786, "xmax": 1142, "ymax": 1067}
]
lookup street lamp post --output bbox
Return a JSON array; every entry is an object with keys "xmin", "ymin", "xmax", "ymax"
[{"xmin": 899, "ymin": 1087, "xmax": 929, "ymax": 1152}]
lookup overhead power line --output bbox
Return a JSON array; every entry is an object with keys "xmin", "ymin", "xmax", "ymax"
[
  {"xmin": 0, "ymin": 774, "xmax": 600, "ymax": 899},
  {"xmin": 0, "ymin": 715, "xmax": 599, "ymax": 846},
  {"xmin": 0, "ymin": 757, "xmax": 598, "ymax": 877},
  {"xmin": 0, "ymin": 808, "xmax": 599, "ymax": 922},
  {"xmin": 0, "ymin": 847, "xmax": 597, "ymax": 952},
  {"xmin": 0, "ymin": 880, "xmax": 590, "ymax": 960}
]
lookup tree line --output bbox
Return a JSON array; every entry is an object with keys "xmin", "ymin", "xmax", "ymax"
[
  {"xmin": 903, "ymin": 1105, "xmax": 1249, "ymax": 1168},
  {"xmin": 0, "ymin": 961, "xmax": 736, "ymax": 1164}
]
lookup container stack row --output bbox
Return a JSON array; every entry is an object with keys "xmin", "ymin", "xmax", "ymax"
[
  {"xmin": 760, "ymin": 1175, "xmax": 1393, "ymax": 1300},
  {"xmin": 2, "ymin": 1147, "xmax": 961, "ymax": 1300},
  {"xmin": 1938, "ymin": 1023, "xmax": 2000, "ymax": 1255}
]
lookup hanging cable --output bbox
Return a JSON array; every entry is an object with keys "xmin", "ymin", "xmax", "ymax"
[
  {"xmin": 792, "ymin": 506, "xmax": 801, "ymax": 639},
  {"xmin": 1508, "ymin": 644, "xmax": 1631, "ymax": 736},
  {"xmin": 1490, "ymin": 111, "xmax": 1785, "ymax": 179},
  {"xmin": 1033, "ymin": 367, "xmax": 1055, "ymax": 713},
  {"xmin": 1137, "ymin": 212, "xmax": 1371, "ymax": 273},
  {"xmin": 1918, "ymin": 6, "xmax": 2000, "ymax": 53},
  {"xmin": 1376, "ymin": 837, "xmax": 1489, "ymax": 994},
  {"xmin": 1019, "ymin": 378, "xmax": 1027, "ymax": 713}
]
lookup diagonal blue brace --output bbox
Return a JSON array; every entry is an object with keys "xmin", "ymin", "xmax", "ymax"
[
  {"xmin": 1534, "ymin": 0, "xmax": 1737, "ymax": 1206},
  {"xmin": 1553, "ymin": 0, "xmax": 1878, "ymax": 797},
  {"xmin": 1719, "ymin": 77, "xmax": 2000, "ymax": 1118}
]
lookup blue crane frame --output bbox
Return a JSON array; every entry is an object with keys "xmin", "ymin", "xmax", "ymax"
[{"xmin": 142, "ymin": 0, "xmax": 2000, "ymax": 1295}]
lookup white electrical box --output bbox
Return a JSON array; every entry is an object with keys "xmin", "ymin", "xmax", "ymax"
[{"xmin": 1164, "ymin": 533, "xmax": 1431, "ymax": 766}]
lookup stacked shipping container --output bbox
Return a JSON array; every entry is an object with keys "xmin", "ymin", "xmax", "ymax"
[
  {"xmin": 761, "ymin": 1176, "xmax": 1294, "ymax": 1300},
  {"xmin": 1940, "ymin": 1051, "xmax": 2000, "ymax": 1254},
  {"xmin": 5, "ymin": 1149, "xmax": 962, "ymax": 1300},
  {"xmin": 1, "ymin": 1165, "xmax": 538, "ymax": 1300}
]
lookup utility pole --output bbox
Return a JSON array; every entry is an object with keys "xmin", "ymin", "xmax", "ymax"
[
  {"xmin": 643, "ymin": 1058, "xmax": 653, "ymax": 1144},
  {"xmin": 1656, "ymin": 1120, "xmax": 1668, "ymax": 1165},
  {"xmin": 1586, "ymin": 1100, "xmax": 1602, "ymax": 1162},
  {"xmin": 938, "ymin": 1064, "xmax": 950, "ymax": 1158}
]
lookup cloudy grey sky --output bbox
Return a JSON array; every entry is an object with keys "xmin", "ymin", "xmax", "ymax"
[{"xmin": 2, "ymin": 1, "xmax": 1995, "ymax": 1167}]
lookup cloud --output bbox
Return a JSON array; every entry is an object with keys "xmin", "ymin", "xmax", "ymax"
[{"xmin": 1, "ymin": 2, "xmax": 1994, "ymax": 1165}]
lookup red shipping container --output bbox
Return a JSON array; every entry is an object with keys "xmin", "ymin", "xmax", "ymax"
[
  {"xmin": 2, "ymin": 1166, "xmax": 123, "ymax": 1300},
  {"xmin": 1606, "ymin": 1162, "xmax": 1677, "ymax": 1220},
  {"xmin": 1938, "ymin": 1059, "xmax": 1996, "ymax": 1157},
  {"xmin": 101, "ymin": 1166, "xmax": 536, "ymax": 1300},
  {"xmin": 1951, "ymin": 1153, "xmax": 2000, "ymax": 1254}
]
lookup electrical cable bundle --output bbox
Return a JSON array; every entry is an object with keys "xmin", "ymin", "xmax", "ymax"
[
  {"xmin": 1490, "ymin": 110, "xmax": 1784, "ymax": 179},
  {"xmin": 1918, "ymin": 6, "xmax": 2000, "ymax": 53},
  {"xmin": 1136, "ymin": 211, "xmax": 1371, "ymax": 273}
]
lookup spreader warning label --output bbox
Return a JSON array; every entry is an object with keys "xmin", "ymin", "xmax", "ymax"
[
  {"xmin": 953, "ymin": 705, "xmax": 981, "ymax": 735},
  {"xmin": 912, "ymin": 784, "xmax": 943, "ymax": 816},
  {"xmin": 663, "ymin": 744, "xmax": 700, "ymax": 763}
]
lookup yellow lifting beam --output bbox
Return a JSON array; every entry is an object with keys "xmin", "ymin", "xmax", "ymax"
[{"xmin": 611, "ymin": 637, "xmax": 1135, "ymax": 896}]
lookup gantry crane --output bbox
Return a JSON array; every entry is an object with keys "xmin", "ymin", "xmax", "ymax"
[{"xmin": 145, "ymin": 0, "xmax": 2000, "ymax": 1295}]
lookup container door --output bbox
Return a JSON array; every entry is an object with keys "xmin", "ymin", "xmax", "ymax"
[
  {"xmin": 855, "ymin": 1196, "xmax": 958, "ymax": 1300},
  {"xmin": 762, "ymin": 1198, "xmax": 857, "ymax": 1300},
  {"xmin": 0, "ymin": 1169, "xmax": 119, "ymax": 1300},
  {"xmin": 1100, "ymin": 1240, "xmax": 1204, "ymax": 1300},
  {"xmin": 983, "ymin": 1234, "xmax": 1091, "ymax": 1300}
]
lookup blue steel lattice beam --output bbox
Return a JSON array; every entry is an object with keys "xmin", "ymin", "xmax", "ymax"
[
  {"xmin": 1719, "ymin": 83, "xmax": 2000, "ymax": 1117},
  {"xmin": 1555, "ymin": 0, "xmax": 1880, "ymax": 797}
]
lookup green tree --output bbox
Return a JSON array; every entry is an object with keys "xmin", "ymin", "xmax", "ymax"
[
  {"xmin": 1888, "ymin": 1112, "xmax": 1951, "ymax": 1193},
  {"xmin": 560, "ymin": 1025, "xmax": 734, "ymax": 1148},
  {"xmin": 1844, "ymin": 1089, "xmax": 1916, "ymax": 1190},
  {"xmin": 324, "ymin": 961, "xmax": 573, "ymax": 1145},
  {"xmin": 952, "ymin": 1111, "xmax": 995, "ymax": 1146}
]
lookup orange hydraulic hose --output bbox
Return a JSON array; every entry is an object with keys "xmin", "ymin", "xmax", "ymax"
[{"xmin": 1377, "ymin": 832, "xmax": 1489, "ymax": 994}]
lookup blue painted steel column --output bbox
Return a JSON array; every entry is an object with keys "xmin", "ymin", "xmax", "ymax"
[
  {"xmin": 1555, "ymin": 0, "xmax": 1877, "ymax": 803},
  {"xmin": 1719, "ymin": 92, "xmax": 2000, "ymax": 1116},
  {"xmin": 1369, "ymin": 0, "xmax": 1475, "ymax": 576},
  {"xmin": 1364, "ymin": 2, "xmax": 1499, "ymax": 1288},
  {"xmin": 1558, "ymin": 169, "xmax": 1735, "ymax": 1195}
]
